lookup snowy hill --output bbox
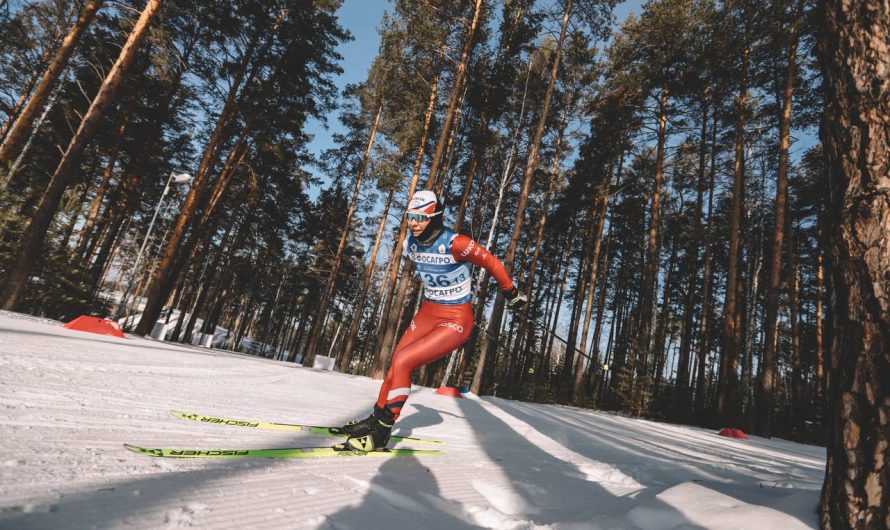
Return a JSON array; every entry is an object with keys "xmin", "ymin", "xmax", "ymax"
[{"xmin": 0, "ymin": 312, "xmax": 824, "ymax": 529}]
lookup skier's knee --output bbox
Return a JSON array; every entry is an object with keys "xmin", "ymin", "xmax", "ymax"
[{"xmin": 390, "ymin": 355, "xmax": 417, "ymax": 377}]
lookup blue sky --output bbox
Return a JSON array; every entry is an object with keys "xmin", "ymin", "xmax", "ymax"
[
  {"xmin": 304, "ymin": 0, "xmax": 647, "ymax": 170},
  {"xmin": 305, "ymin": 0, "xmax": 817, "ymax": 200}
]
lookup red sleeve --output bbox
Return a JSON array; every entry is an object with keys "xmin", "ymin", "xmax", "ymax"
[{"xmin": 450, "ymin": 234, "xmax": 514, "ymax": 291}]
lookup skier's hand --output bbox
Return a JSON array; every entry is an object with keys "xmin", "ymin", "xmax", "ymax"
[{"xmin": 505, "ymin": 287, "xmax": 527, "ymax": 310}]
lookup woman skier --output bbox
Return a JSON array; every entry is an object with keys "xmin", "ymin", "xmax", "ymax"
[{"xmin": 337, "ymin": 189, "xmax": 526, "ymax": 451}]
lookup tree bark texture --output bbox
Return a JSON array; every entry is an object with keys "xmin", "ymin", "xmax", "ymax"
[{"xmin": 817, "ymin": 1, "xmax": 890, "ymax": 528}]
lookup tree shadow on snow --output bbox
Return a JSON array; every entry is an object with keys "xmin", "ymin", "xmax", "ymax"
[
  {"xmin": 0, "ymin": 395, "xmax": 489, "ymax": 529},
  {"xmin": 319, "ymin": 404, "xmax": 482, "ymax": 529},
  {"xmin": 452, "ymin": 396, "xmax": 700, "ymax": 528},
  {"xmin": 394, "ymin": 403, "xmax": 462, "ymax": 437},
  {"xmin": 489, "ymin": 398, "xmax": 820, "ymax": 528},
  {"xmin": 323, "ymin": 392, "xmax": 710, "ymax": 529}
]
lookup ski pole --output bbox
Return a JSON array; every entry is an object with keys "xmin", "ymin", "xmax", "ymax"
[{"xmin": 520, "ymin": 313, "xmax": 596, "ymax": 362}]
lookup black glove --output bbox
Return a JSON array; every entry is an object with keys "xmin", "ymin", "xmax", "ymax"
[{"xmin": 504, "ymin": 286, "xmax": 527, "ymax": 310}]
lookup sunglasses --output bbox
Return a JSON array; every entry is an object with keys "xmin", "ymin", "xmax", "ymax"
[{"xmin": 406, "ymin": 211, "xmax": 440, "ymax": 222}]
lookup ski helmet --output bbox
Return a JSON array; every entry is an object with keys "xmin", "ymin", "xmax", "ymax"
[{"xmin": 407, "ymin": 190, "xmax": 439, "ymax": 215}]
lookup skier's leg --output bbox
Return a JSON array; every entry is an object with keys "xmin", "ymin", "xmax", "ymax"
[
  {"xmin": 372, "ymin": 304, "xmax": 439, "ymax": 415},
  {"xmin": 346, "ymin": 303, "xmax": 471, "ymax": 450},
  {"xmin": 375, "ymin": 303, "xmax": 473, "ymax": 420},
  {"xmin": 337, "ymin": 306, "xmax": 436, "ymax": 436}
]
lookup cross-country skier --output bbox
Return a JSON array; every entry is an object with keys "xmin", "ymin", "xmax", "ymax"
[{"xmin": 336, "ymin": 189, "xmax": 527, "ymax": 451}]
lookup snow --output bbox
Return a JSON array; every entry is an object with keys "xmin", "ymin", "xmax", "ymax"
[{"xmin": 0, "ymin": 311, "xmax": 826, "ymax": 529}]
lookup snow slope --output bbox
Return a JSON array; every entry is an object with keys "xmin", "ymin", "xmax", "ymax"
[{"xmin": 0, "ymin": 312, "xmax": 825, "ymax": 529}]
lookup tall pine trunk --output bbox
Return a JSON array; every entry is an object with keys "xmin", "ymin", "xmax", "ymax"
[
  {"xmin": 425, "ymin": 0, "xmax": 484, "ymax": 188},
  {"xmin": 756, "ymin": 0, "xmax": 802, "ymax": 437},
  {"xmin": 817, "ymin": 1, "xmax": 890, "ymax": 526},
  {"xmin": 694, "ymin": 115, "xmax": 719, "ymax": 419},
  {"xmin": 572, "ymin": 167, "xmax": 614, "ymax": 400},
  {"xmin": 717, "ymin": 36, "xmax": 750, "ymax": 422},
  {"xmin": 133, "ymin": 22, "xmax": 272, "ymax": 336},
  {"xmin": 787, "ymin": 217, "xmax": 802, "ymax": 432},
  {"xmin": 515, "ymin": 112, "xmax": 567, "ymax": 373},
  {"xmin": 369, "ymin": 74, "xmax": 440, "ymax": 379},
  {"xmin": 471, "ymin": 0, "xmax": 572, "ymax": 394},
  {"xmin": 0, "ymin": 0, "xmax": 163, "ymax": 310},
  {"xmin": 634, "ymin": 82, "xmax": 669, "ymax": 395},
  {"xmin": 303, "ymin": 100, "xmax": 383, "ymax": 366},
  {"xmin": 0, "ymin": 0, "xmax": 103, "ymax": 173},
  {"xmin": 338, "ymin": 188, "xmax": 394, "ymax": 371},
  {"xmin": 76, "ymin": 113, "xmax": 130, "ymax": 255},
  {"xmin": 676, "ymin": 96, "xmax": 710, "ymax": 417}
]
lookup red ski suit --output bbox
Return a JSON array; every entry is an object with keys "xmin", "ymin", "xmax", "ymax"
[{"xmin": 375, "ymin": 232, "xmax": 514, "ymax": 419}]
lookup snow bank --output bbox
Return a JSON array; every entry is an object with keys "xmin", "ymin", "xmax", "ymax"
[{"xmin": 627, "ymin": 482, "xmax": 817, "ymax": 530}]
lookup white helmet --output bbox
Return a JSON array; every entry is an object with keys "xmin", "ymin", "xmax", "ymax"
[{"xmin": 407, "ymin": 190, "xmax": 439, "ymax": 215}]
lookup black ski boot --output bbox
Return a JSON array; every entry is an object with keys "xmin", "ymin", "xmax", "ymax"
[
  {"xmin": 345, "ymin": 407, "xmax": 394, "ymax": 451},
  {"xmin": 331, "ymin": 412, "xmax": 375, "ymax": 437}
]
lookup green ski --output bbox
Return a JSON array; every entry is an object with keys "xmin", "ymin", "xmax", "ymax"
[
  {"xmin": 170, "ymin": 410, "xmax": 445, "ymax": 446},
  {"xmin": 123, "ymin": 443, "xmax": 442, "ymax": 459}
]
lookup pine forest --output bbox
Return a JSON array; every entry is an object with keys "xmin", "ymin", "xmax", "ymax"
[{"xmin": 0, "ymin": 2, "xmax": 887, "ymax": 527}]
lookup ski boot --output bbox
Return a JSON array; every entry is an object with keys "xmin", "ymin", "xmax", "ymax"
[
  {"xmin": 330, "ymin": 412, "xmax": 375, "ymax": 437},
  {"xmin": 345, "ymin": 407, "xmax": 393, "ymax": 452},
  {"xmin": 330, "ymin": 406, "xmax": 388, "ymax": 437}
]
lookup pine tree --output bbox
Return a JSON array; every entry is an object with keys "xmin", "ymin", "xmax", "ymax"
[{"xmin": 816, "ymin": 0, "xmax": 890, "ymax": 527}]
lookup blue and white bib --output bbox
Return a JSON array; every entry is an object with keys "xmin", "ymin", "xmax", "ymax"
[{"xmin": 402, "ymin": 229, "xmax": 472, "ymax": 305}]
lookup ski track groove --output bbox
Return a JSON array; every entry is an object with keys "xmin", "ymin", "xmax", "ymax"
[{"xmin": 0, "ymin": 313, "xmax": 824, "ymax": 529}]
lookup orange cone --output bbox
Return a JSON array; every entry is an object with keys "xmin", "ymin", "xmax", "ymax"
[{"xmin": 63, "ymin": 315, "xmax": 125, "ymax": 338}]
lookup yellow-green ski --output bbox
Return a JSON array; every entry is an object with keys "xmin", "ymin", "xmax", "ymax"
[
  {"xmin": 170, "ymin": 410, "xmax": 445, "ymax": 446},
  {"xmin": 124, "ymin": 443, "xmax": 442, "ymax": 459}
]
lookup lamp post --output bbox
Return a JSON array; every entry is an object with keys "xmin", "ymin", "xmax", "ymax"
[{"xmin": 116, "ymin": 172, "xmax": 191, "ymax": 323}]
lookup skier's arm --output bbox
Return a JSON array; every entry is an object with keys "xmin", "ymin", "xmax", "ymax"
[{"xmin": 450, "ymin": 234, "xmax": 514, "ymax": 291}]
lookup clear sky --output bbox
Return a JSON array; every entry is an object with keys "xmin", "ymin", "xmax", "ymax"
[
  {"xmin": 305, "ymin": 0, "xmax": 817, "ymax": 199},
  {"xmin": 303, "ymin": 0, "xmax": 647, "ymax": 175}
]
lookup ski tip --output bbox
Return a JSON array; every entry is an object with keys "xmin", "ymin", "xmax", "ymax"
[
  {"xmin": 170, "ymin": 410, "xmax": 201, "ymax": 421},
  {"xmin": 124, "ymin": 444, "xmax": 169, "ymax": 457},
  {"xmin": 124, "ymin": 443, "xmax": 151, "ymax": 455}
]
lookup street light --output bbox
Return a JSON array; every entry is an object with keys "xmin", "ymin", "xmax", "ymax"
[{"xmin": 115, "ymin": 172, "xmax": 192, "ymax": 324}]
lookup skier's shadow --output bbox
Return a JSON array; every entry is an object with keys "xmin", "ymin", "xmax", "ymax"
[
  {"xmin": 319, "ymin": 456, "xmax": 480, "ymax": 530},
  {"xmin": 321, "ymin": 403, "xmax": 480, "ymax": 529}
]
